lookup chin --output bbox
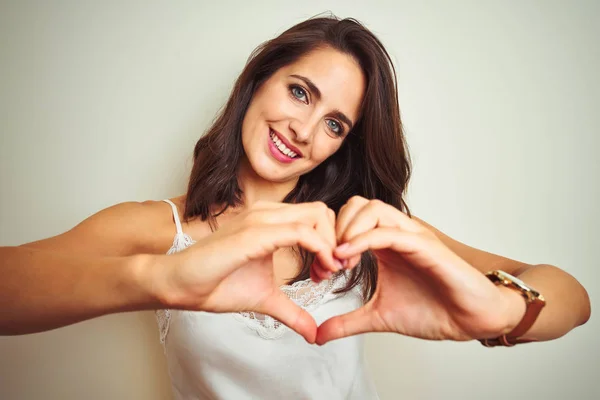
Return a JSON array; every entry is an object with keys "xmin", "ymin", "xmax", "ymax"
[
  {"xmin": 256, "ymin": 165, "xmax": 300, "ymax": 184},
  {"xmin": 248, "ymin": 155, "xmax": 303, "ymax": 184}
]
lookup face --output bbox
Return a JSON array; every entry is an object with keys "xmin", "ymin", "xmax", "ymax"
[{"xmin": 241, "ymin": 46, "xmax": 366, "ymax": 184}]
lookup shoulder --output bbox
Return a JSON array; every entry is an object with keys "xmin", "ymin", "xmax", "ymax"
[
  {"xmin": 122, "ymin": 198, "xmax": 186, "ymax": 254},
  {"xmin": 21, "ymin": 199, "xmax": 184, "ymax": 257},
  {"xmin": 82, "ymin": 199, "xmax": 173, "ymax": 234}
]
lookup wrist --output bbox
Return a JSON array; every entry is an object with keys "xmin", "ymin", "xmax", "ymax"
[
  {"xmin": 125, "ymin": 254, "xmax": 169, "ymax": 310},
  {"xmin": 497, "ymin": 285, "xmax": 527, "ymax": 335}
]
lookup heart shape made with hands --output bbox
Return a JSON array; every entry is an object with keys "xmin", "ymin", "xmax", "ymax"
[{"xmin": 310, "ymin": 196, "xmax": 516, "ymax": 346}]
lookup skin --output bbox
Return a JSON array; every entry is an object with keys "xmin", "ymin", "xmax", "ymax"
[
  {"xmin": 237, "ymin": 46, "xmax": 365, "ymax": 281},
  {"xmin": 0, "ymin": 47, "xmax": 591, "ymax": 345},
  {"xmin": 241, "ymin": 45, "xmax": 364, "ymax": 186}
]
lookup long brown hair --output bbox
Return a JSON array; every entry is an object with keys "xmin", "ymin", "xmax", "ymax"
[{"xmin": 184, "ymin": 15, "xmax": 412, "ymax": 300}]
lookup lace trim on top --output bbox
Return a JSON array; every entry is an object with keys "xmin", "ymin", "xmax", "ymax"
[{"xmin": 233, "ymin": 271, "xmax": 349, "ymax": 339}]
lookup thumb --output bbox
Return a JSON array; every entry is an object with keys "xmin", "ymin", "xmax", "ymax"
[
  {"xmin": 256, "ymin": 290, "xmax": 318, "ymax": 344},
  {"xmin": 316, "ymin": 305, "xmax": 375, "ymax": 345}
]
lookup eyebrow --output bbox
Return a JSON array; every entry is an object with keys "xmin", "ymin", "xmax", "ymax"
[{"xmin": 290, "ymin": 74, "xmax": 355, "ymax": 131}]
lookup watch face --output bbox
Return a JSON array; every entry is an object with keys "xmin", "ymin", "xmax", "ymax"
[
  {"xmin": 494, "ymin": 270, "xmax": 541, "ymax": 298},
  {"xmin": 498, "ymin": 270, "xmax": 527, "ymax": 287}
]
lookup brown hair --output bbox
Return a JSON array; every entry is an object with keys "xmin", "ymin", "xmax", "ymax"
[{"xmin": 184, "ymin": 15, "xmax": 411, "ymax": 300}]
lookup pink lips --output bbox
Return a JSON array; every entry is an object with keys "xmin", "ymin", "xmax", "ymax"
[
  {"xmin": 272, "ymin": 129, "xmax": 303, "ymax": 157},
  {"xmin": 268, "ymin": 129, "xmax": 302, "ymax": 164}
]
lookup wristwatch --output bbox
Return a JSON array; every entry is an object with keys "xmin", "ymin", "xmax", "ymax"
[{"xmin": 479, "ymin": 270, "xmax": 546, "ymax": 347}]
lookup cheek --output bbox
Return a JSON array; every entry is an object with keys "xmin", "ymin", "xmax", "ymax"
[
  {"xmin": 243, "ymin": 94, "xmax": 289, "ymax": 135},
  {"xmin": 265, "ymin": 92, "xmax": 295, "ymax": 119},
  {"xmin": 241, "ymin": 101, "xmax": 266, "ymax": 146},
  {"xmin": 311, "ymin": 137, "xmax": 343, "ymax": 162},
  {"xmin": 241, "ymin": 106, "xmax": 255, "ymax": 138}
]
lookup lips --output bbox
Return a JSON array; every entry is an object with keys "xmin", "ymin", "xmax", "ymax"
[{"xmin": 270, "ymin": 129, "xmax": 303, "ymax": 158}]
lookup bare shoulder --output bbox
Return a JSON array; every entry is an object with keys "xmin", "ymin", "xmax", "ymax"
[{"xmin": 20, "ymin": 199, "xmax": 183, "ymax": 257}]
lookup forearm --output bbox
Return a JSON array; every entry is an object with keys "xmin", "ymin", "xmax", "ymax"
[
  {"xmin": 0, "ymin": 246, "xmax": 162, "ymax": 335},
  {"xmin": 501, "ymin": 264, "xmax": 591, "ymax": 342}
]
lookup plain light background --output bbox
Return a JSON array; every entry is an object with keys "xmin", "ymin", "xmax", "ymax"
[{"xmin": 1, "ymin": 1, "xmax": 598, "ymax": 399}]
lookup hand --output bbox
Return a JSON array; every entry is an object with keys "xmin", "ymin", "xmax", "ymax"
[
  {"xmin": 154, "ymin": 201, "xmax": 342, "ymax": 343},
  {"xmin": 315, "ymin": 196, "xmax": 522, "ymax": 345}
]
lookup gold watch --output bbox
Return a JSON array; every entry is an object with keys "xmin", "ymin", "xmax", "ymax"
[{"xmin": 479, "ymin": 270, "xmax": 546, "ymax": 347}]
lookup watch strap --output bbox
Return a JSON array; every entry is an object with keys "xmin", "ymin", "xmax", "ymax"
[{"xmin": 479, "ymin": 270, "xmax": 546, "ymax": 347}]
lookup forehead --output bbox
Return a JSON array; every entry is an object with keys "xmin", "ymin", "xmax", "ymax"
[{"xmin": 278, "ymin": 47, "xmax": 365, "ymax": 121}]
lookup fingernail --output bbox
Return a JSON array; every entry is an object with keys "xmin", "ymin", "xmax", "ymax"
[
  {"xmin": 336, "ymin": 243, "xmax": 350, "ymax": 252},
  {"xmin": 342, "ymin": 259, "xmax": 349, "ymax": 269},
  {"xmin": 334, "ymin": 259, "xmax": 343, "ymax": 271}
]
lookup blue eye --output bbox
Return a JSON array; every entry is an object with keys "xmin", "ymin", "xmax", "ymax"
[
  {"xmin": 327, "ymin": 119, "xmax": 343, "ymax": 135},
  {"xmin": 290, "ymin": 85, "xmax": 308, "ymax": 103}
]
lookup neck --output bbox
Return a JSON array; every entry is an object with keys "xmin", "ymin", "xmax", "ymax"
[{"xmin": 237, "ymin": 157, "xmax": 298, "ymax": 209}]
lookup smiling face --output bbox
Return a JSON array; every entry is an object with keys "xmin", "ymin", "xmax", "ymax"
[{"xmin": 241, "ymin": 46, "xmax": 366, "ymax": 184}]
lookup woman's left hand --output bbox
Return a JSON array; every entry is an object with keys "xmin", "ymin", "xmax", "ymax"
[{"xmin": 315, "ymin": 196, "xmax": 524, "ymax": 345}]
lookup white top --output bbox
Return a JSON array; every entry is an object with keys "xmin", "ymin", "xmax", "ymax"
[{"xmin": 156, "ymin": 199, "xmax": 379, "ymax": 399}]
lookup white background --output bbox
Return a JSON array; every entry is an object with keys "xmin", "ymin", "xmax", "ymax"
[{"xmin": 1, "ymin": 1, "xmax": 598, "ymax": 399}]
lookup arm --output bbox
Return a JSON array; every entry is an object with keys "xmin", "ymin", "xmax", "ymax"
[
  {"xmin": 0, "ymin": 202, "xmax": 164, "ymax": 335},
  {"xmin": 415, "ymin": 217, "xmax": 591, "ymax": 341},
  {"xmin": 1, "ymin": 200, "xmax": 340, "ymax": 342}
]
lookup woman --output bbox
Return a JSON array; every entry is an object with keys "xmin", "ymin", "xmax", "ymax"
[{"xmin": 0, "ymin": 16, "xmax": 591, "ymax": 399}]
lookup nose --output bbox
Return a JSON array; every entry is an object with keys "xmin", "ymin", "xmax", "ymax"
[{"xmin": 289, "ymin": 114, "xmax": 320, "ymax": 144}]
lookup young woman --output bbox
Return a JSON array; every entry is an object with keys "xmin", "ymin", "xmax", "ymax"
[{"xmin": 1, "ymin": 16, "xmax": 590, "ymax": 399}]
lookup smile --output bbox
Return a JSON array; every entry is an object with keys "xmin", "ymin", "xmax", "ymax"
[{"xmin": 269, "ymin": 130, "xmax": 300, "ymax": 159}]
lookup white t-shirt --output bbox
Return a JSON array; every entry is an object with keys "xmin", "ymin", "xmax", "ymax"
[{"xmin": 156, "ymin": 199, "xmax": 379, "ymax": 399}]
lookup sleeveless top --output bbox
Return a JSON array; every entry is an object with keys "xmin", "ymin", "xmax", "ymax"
[{"xmin": 156, "ymin": 199, "xmax": 379, "ymax": 399}]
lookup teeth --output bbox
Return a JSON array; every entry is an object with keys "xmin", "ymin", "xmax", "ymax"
[{"xmin": 270, "ymin": 131, "xmax": 298, "ymax": 158}]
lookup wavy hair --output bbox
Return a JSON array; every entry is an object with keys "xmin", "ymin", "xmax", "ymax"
[{"xmin": 184, "ymin": 15, "xmax": 412, "ymax": 300}]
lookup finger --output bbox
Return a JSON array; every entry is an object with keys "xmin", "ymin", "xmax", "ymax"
[
  {"xmin": 310, "ymin": 264, "xmax": 330, "ymax": 283},
  {"xmin": 311, "ymin": 258, "xmax": 333, "ymax": 282},
  {"xmin": 345, "ymin": 254, "xmax": 361, "ymax": 270},
  {"xmin": 335, "ymin": 228, "xmax": 421, "ymax": 260},
  {"xmin": 336, "ymin": 228, "xmax": 482, "ymax": 292},
  {"xmin": 293, "ymin": 202, "xmax": 337, "ymax": 250},
  {"xmin": 336, "ymin": 196, "xmax": 369, "ymax": 243},
  {"xmin": 310, "ymin": 267, "xmax": 322, "ymax": 283},
  {"xmin": 340, "ymin": 200, "xmax": 419, "ymax": 245},
  {"xmin": 317, "ymin": 205, "xmax": 337, "ymax": 250},
  {"xmin": 316, "ymin": 264, "xmax": 333, "ymax": 281},
  {"xmin": 254, "ymin": 202, "xmax": 336, "ymax": 245},
  {"xmin": 316, "ymin": 305, "xmax": 377, "ymax": 345},
  {"xmin": 245, "ymin": 223, "xmax": 339, "ymax": 273},
  {"xmin": 258, "ymin": 290, "xmax": 317, "ymax": 343},
  {"xmin": 253, "ymin": 203, "xmax": 339, "ymax": 271}
]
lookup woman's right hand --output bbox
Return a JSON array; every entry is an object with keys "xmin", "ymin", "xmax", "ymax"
[{"xmin": 153, "ymin": 201, "xmax": 341, "ymax": 343}]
